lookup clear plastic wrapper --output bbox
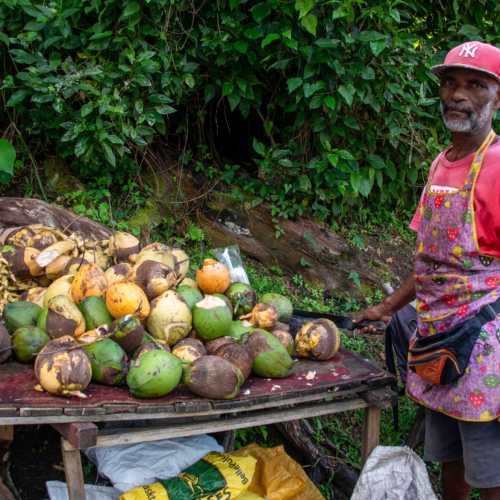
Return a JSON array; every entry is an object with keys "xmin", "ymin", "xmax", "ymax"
[{"xmin": 212, "ymin": 245, "xmax": 250, "ymax": 285}]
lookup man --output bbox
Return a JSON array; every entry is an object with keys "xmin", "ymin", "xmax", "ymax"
[{"xmin": 356, "ymin": 41, "xmax": 500, "ymax": 500}]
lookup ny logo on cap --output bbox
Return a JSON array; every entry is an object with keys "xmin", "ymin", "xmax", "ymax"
[{"xmin": 458, "ymin": 42, "xmax": 479, "ymax": 58}]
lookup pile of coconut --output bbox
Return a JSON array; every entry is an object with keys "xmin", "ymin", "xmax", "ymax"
[{"xmin": 0, "ymin": 225, "xmax": 341, "ymax": 400}]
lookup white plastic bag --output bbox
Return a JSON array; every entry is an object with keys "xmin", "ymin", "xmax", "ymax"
[
  {"xmin": 212, "ymin": 245, "xmax": 250, "ymax": 284},
  {"xmin": 351, "ymin": 446, "xmax": 438, "ymax": 500},
  {"xmin": 84, "ymin": 434, "xmax": 223, "ymax": 492},
  {"xmin": 46, "ymin": 481, "xmax": 120, "ymax": 500}
]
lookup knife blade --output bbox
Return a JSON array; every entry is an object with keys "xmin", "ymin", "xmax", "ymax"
[{"xmin": 290, "ymin": 309, "xmax": 386, "ymax": 334}]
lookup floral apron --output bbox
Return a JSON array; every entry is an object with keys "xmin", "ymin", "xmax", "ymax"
[{"xmin": 407, "ymin": 130, "xmax": 500, "ymax": 422}]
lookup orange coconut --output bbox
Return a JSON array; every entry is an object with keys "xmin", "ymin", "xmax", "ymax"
[
  {"xmin": 195, "ymin": 259, "xmax": 231, "ymax": 294},
  {"xmin": 105, "ymin": 282, "xmax": 150, "ymax": 321}
]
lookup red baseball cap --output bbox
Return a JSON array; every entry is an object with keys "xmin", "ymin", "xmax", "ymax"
[{"xmin": 431, "ymin": 41, "xmax": 500, "ymax": 83}]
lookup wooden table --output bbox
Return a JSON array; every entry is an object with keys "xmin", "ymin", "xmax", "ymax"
[{"xmin": 0, "ymin": 349, "xmax": 394, "ymax": 499}]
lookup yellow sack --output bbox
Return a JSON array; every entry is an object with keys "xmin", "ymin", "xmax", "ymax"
[
  {"xmin": 232, "ymin": 444, "xmax": 324, "ymax": 500},
  {"xmin": 120, "ymin": 452, "xmax": 256, "ymax": 500}
]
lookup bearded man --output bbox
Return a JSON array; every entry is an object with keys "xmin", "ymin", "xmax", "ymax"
[{"xmin": 357, "ymin": 41, "xmax": 500, "ymax": 500}]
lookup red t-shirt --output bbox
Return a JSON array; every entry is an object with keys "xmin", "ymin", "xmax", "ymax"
[{"xmin": 410, "ymin": 139, "xmax": 500, "ymax": 258}]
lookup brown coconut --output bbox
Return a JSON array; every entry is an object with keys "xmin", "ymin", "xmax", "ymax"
[
  {"xmin": 0, "ymin": 322, "xmax": 11, "ymax": 363},
  {"xmin": 295, "ymin": 318, "xmax": 341, "ymax": 360},
  {"xmin": 240, "ymin": 303, "xmax": 278, "ymax": 330},
  {"xmin": 271, "ymin": 327, "xmax": 295, "ymax": 356},
  {"xmin": 213, "ymin": 342, "xmax": 252, "ymax": 379},
  {"xmin": 70, "ymin": 263, "xmax": 108, "ymax": 304},
  {"xmin": 2, "ymin": 246, "xmax": 44, "ymax": 279},
  {"xmin": 206, "ymin": 336, "xmax": 237, "ymax": 354},
  {"xmin": 34, "ymin": 335, "xmax": 91, "ymax": 398},
  {"xmin": 184, "ymin": 355, "xmax": 244, "ymax": 400},
  {"xmin": 172, "ymin": 338, "xmax": 206, "ymax": 363},
  {"xmin": 44, "ymin": 274, "xmax": 73, "ymax": 307},
  {"xmin": 134, "ymin": 339, "xmax": 171, "ymax": 359}
]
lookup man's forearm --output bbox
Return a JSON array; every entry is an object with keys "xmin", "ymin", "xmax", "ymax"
[{"xmin": 380, "ymin": 274, "xmax": 416, "ymax": 315}]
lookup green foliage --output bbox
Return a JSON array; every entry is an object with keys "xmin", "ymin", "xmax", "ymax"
[
  {"xmin": 0, "ymin": 138, "xmax": 16, "ymax": 183},
  {"xmin": 0, "ymin": 0, "xmax": 499, "ymax": 223}
]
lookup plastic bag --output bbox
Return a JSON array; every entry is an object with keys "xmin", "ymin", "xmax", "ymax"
[
  {"xmin": 85, "ymin": 435, "xmax": 223, "ymax": 492},
  {"xmin": 232, "ymin": 444, "xmax": 324, "ymax": 500},
  {"xmin": 212, "ymin": 245, "xmax": 250, "ymax": 284},
  {"xmin": 46, "ymin": 481, "xmax": 120, "ymax": 500},
  {"xmin": 351, "ymin": 446, "xmax": 438, "ymax": 500},
  {"xmin": 120, "ymin": 452, "xmax": 256, "ymax": 500}
]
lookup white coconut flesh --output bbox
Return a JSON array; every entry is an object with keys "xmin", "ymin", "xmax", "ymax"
[{"xmin": 196, "ymin": 295, "xmax": 227, "ymax": 309}]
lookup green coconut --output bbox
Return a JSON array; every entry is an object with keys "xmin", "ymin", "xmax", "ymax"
[
  {"xmin": 0, "ymin": 322, "xmax": 11, "ymax": 363},
  {"xmin": 12, "ymin": 326, "xmax": 50, "ymax": 363},
  {"xmin": 147, "ymin": 290, "xmax": 192, "ymax": 345},
  {"xmin": 133, "ymin": 333, "xmax": 171, "ymax": 358},
  {"xmin": 127, "ymin": 349, "xmax": 182, "ymax": 398},
  {"xmin": 260, "ymin": 293, "xmax": 293, "ymax": 322},
  {"xmin": 3, "ymin": 301, "xmax": 42, "ymax": 334},
  {"xmin": 245, "ymin": 329, "xmax": 293, "ymax": 378},
  {"xmin": 111, "ymin": 315, "xmax": 145, "ymax": 353},
  {"xmin": 213, "ymin": 293, "xmax": 234, "ymax": 313},
  {"xmin": 176, "ymin": 285, "xmax": 203, "ymax": 309},
  {"xmin": 225, "ymin": 283, "xmax": 257, "ymax": 316},
  {"xmin": 192, "ymin": 295, "xmax": 232, "ymax": 341},
  {"xmin": 184, "ymin": 355, "xmax": 244, "ymax": 400},
  {"xmin": 79, "ymin": 296, "xmax": 113, "ymax": 330},
  {"xmin": 83, "ymin": 338, "xmax": 128, "ymax": 385},
  {"xmin": 228, "ymin": 320, "xmax": 254, "ymax": 341}
]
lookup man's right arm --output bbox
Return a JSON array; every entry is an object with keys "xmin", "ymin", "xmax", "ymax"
[{"xmin": 354, "ymin": 274, "xmax": 416, "ymax": 330}]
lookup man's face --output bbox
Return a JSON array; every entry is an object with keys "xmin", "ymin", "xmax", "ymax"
[{"xmin": 439, "ymin": 68, "xmax": 500, "ymax": 133}]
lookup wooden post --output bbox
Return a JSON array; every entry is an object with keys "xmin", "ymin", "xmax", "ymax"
[
  {"xmin": 61, "ymin": 437, "xmax": 86, "ymax": 500},
  {"xmin": 0, "ymin": 426, "xmax": 13, "ymax": 443},
  {"xmin": 361, "ymin": 405, "xmax": 381, "ymax": 464}
]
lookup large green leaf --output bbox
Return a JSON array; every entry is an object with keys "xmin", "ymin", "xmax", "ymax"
[{"xmin": 0, "ymin": 139, "xmax": 16, "ymax": 179}]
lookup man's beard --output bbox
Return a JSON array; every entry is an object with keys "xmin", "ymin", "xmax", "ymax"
[{"xmin": 440, "ymin": 101, "xmax": 494, "ymax": 132}]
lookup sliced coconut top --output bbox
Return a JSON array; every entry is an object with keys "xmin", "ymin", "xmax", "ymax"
[{"xmin": 195, "ymin": 295, "xmax": 228, "ymax": 309}]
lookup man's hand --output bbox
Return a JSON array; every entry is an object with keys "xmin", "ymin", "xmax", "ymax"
[{"xmin": 353, "ymin": 303, "xmax": 393, "ymax": 333}]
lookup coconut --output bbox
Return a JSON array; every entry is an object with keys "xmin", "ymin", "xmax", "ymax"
[
  {"xmin": 270, "ymin": 327, "xmax": 295, "ymax": 356},
  {"xmin": 81, "ymin": 247, "xmax": 110, "ymax": 270},
  {"xmin": 179, "ymin": 277, "xmax": 197, "ymax": 289},
  {"xmin": 0, "ymin": 322, "xmax": 11, "ymax": 363},
  {"xmin": 146, "ymin": 290, "xmax": 192, "ymax": 345},
  {"xmin": 46, "ymin": 255, "xmax": 87, "ymax": 281},
  {"xmin": 20, "ymin": 287, "xmax": 47, "ymax": 308},
  {"xmin": 35, "ymin": 336, "xmax": 92, "ymax": 398},
  {"xmin": 105, "ymin": 282, "xmax": 150, "ymax": 321},
  {"xmin": 127, "ymin": 349, "xmax": 182, "ymax": 398},
  {"xmin": 70, "ymin": 263, "xmax": 108, "ymax": 304},
  {"xmin": 176, "ymin": 285, "xmax": 203, "ymax": 309},
  {"xmin": 240, "ymin": 303, "xmax": 278, "ymax": 330},
  {"xmin": 36, "ymin": 239, "xmax": 76, "ymax": 268},
  {"xmin": 213, "ymin": 342, "xmax": 252, "ymax": 380},
  {"xmin": 133, "ymin": 333, "xmax": 171, "ymax": 358},
  {"xmin": 228, "ymin": 320, "xmax": 254, "ymax": 341},
  {"xmin": 76, "ymin": 325, "xmax": 109, "ymax": 344},
  {"xmin": 184, "ymin": 355, "xmax": 244, "ymax": 400},
  {"xmin": 83, "ymin": 338, "xmax": 128, "ymax": 385},
  {"xmin": 132, "ymin": 260, "xmax": 177, "ymax": 299},
  {"xmin": 295, "ymin": 319, "xmax": 341, "ymax": 360},
  {"xmin": 110, "ymin": 315, "xmax": 145, "ymax": 353},
  {"xmin": 44, "ymin": 274, "xmax": 74, "ymax": 306},
  {"xmin": 213, "ymin": 293, "xmax": 234, "ymax": 313},
  {"xmin": 12, "ymin": 326, "xmax": 50, "ymax": 363},
  {"xmin": 105, "ymin": 263, "xmax": 132, "ymax": 286},
  {"xmin": 109, "ymin": 232, "xmax": 140, "ymax": 263},
  {"xmin": 206, "ymin": 336, "xmax": 237, "ymax": 354},
  {"xmin": 3, "ymin": 301, "xmax": 42, "ymax": 333},
  {"xmin": 226, "ymin": 283, "xmax": 257, "ymax": 316},
  {"xmin": 28, "ymin": 226, "xmax": 63, "ymax": 250},
  {"xmin": 79, "ymin": 296, "xmax": 113, "ymax": 330},
  {"xmin": 192, "ymin": 295, "xmax": 232, "ymax": 341},
  {"xmin": 260, "ymin": 293, "xmax": 293, "ymax": 322},
  {"xmin": 42, "ymin": 295, "xmax": 86, "ymax": 339},
  {"xmin": 1, "ymin": 245, "xmax": 44, "ymax": 279},
  {"xmin": 245, "ymin": 329, "xmax": 293, "ymax": 378},
  {"xmin": 172, "ymin": 338, "xmax": 206, "ymax": 364},
  {"xmin": 196, "ymin": 259, "xmax": 231, "ymax": 294},
  {"xmin": 134, "ymin": 245, "xmax": 176, "ymax": 269},
  {"xmin": 172, "ymin": 248, "xmax": 190, "ymax": 282}
]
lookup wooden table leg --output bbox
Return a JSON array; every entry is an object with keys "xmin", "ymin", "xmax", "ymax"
[
  {"xmin": 61, "ymin": 437, "xmax": 86, "ymax": 500},
  {"xmin": 362, "ymin": 405, "xmax": 381, "ymax": 464}
]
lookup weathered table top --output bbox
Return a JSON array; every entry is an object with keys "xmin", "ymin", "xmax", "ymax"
[{"xmin": 0, "ymin": 349, "xmax": 393, "ymax": 424}]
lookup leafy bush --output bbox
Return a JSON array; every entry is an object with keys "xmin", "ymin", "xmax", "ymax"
[{"xmin": 0, "ymin": 0, "xmax": 499, "ymax": 223}]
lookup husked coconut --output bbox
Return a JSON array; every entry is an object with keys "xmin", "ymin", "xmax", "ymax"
[
  {"xmin": 240, "ymin": 303, "xmax": 278, "ymax": 330},
  {"xmin": 295, "ymin": 319, "xmax": 341, "ymax": 360}
]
